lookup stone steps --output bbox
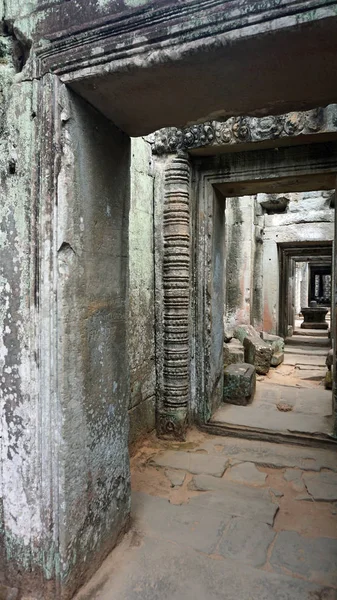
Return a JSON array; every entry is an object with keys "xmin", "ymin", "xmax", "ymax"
[
  {"xmin": 285, "ymin": 335, "xmax": 330, "ymax": 348},
  {"xmin": 294, "ymin": 328, "xmax": 329, "ymax": 338}
]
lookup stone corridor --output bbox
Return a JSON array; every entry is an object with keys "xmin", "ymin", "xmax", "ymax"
[
  {"xmin": 213, "ymin": 327, "xmax": 333, "ymax": 441},
  {"xmin": 75, "ymin": 432, "xmax": 337, "ymax": 600}
]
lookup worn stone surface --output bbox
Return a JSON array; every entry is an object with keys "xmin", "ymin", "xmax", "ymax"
[
  {"xmin": 326, "ymin": 370, "xmax": 333, "ymax": 390},
  {"xmin": 243, "ymin": 337, "xmax": 272, "ymax": 374},
  {"xmin": 227, "ymin": 462, "xmax": 267, "ymax": 487},
  {"xmin": 271, "ymin": 531, "xmax": 337, "ymax": 586},
  {"xmin": 152, "ymin": 451, "xmax": 228, "ymax": 477},
  {"xmin": 75, "ymin": 432, "xmax": 337, "ymax": 599},
  {"xmin": 223, "ymin": 363, "xmax": 256, "ymax": 405},
  {"xmin": 303, "ymin": 471, "xmax": 337, "ymax": 501},
  {"xmin": 191, "ymin": 476, "xmax": 277, "ymax": 525},
  {"xmin": 271, "ymin": 352, "xmax": 284, "ymax": 367},
  {"xmin": 223, "ymin": 339, "xmax": 244, "ymax": 367},
  {"xmin": 133, "ymin": 492, "xmax": 229, "ymax": 554},
  {"xmin": 218, "ymin": 517, "xmax": 275, "ymax": 567},
  {"xmin": 165, "ymin": 469, "xmax": 186, "ymax": 487},
  {"xmin": 326, "ymin": 349, "xmax": 333, "ymax": 370},
  {"xmin": 199, "ymin": 436, "xmax": 337, "ymax": 473},
  {"xmin": 128, "ymin": 137, "xmax": 156, "ymax": 444},
  {"xmin": 75, "ymin": 534, "xmax": 337, "ymax": 600}
]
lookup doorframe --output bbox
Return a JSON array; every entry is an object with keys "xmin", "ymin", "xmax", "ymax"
[
  {"xmin": 278, "ymin": 244, "xmax": 333, "ymax": 338},
  {"xmin": 191, "ymin": 142, "xmax": 337, "ymax": 429}
]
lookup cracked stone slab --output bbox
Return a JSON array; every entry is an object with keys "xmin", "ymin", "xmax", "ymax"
[
  {"xmin": 198, "ymin": 437, "xmax": 337, "ymax": 472},
  {"xmin": 303, "ymin": 471, "xmax": 337, "ymax": 501},
  {"xmin": 165, "ymin": 469, "xmax": 186, "ymax": 487},
  {"xmin": 85, "ymin": 534, "xmax": 337, "ymax": 600},
  {"xmin": 227, "ymin": 462, "xmax": 267, "ymax": 486},
  {"xmin": 271, "ymin": 531, "xmax": 337, "ymax": 587},
  {"xmin": 283, "ymin": 468, "xmax": 305, "ymax": 492},
  {"xmin": 132, "ymin": 492, "xmax": 229, "ymax": 554},
  {"xmin": 191, "ymin": 475, "xmax": 278, "ymax": 525},
  {"xmin": 151, "ymin": 451, "xmax": 228, "ymax": 477},
  {"xmin": 211, "ymin": 404, "xmax": 332, "ymax": 435},
  {"xmin": 218, "ymin": 517, "xmax": 275, "ymax": 568}
]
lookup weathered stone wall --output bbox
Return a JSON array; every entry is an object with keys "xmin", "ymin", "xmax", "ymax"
[
  {"xmin": 0, "ymin": 44, "xmax": 132, "ymax": 596},
  {"xmin": 262, "ymin": 190, "xmax": 334, "ymax": 333},
  {"xmin": 0, "ymin": 33, "xmax": 42, "ymax": 596},
  {"xmin": 55, "ymin": 90, "xmax": 131, "ymax": 598},
  {"xmin": 224, "ymin": 196, "xmax": 255, "ymax": 335},
  {"xmin": 128, "ymin": 138, "xmax": 156, "ymax": 445},
  {"xmin": 224, "ymin": 190, "xmax": 334, "ymax": 336}
]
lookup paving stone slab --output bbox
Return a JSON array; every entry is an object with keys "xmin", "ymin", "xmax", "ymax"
[
  {"xmin": 227, "ymin": 462, "xmax": 267, "ymax": 486},
  {"xmin": 198, "ymin": 437, "xmax": 337, "ymax": 472},
  {"xmin": 83, "ymin": 534, "xmax": 337, "ymax": 600},
  {"xmin": 165, "ymin": 469, "xmax": 186, "ymax": 487},
  {"xmin": 191, "ymin": 475, "xmax": 278, "ymax": 525},
  {"xmin": 303, "ymin": 471, "xmax": 337, "ymax": 501},
  {"xmin": 132, "ymin": 492, "xmax": 229, "ymax": 554},
  {"xmin": 271, "ymin": 531, "xmax": 337, "ymax": 587},
  {"xmin": 284, "ymin": 468, "xmax": 302, "ymax": 482},
  {"xmin": 211, "ymin": 404, "xmax": 332, "ymax": 435},
  {"xmin": 151, "ymin": 451, "xmax": 228, "ymax": 477},
  {"xmin": 218, "ymin": 516, "xmax": 275, "ymax": 567}
]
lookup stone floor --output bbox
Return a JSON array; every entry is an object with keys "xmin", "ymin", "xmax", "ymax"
[
  {"xmin": 212, "ymin": 330, "xmax": 334, "ymax": 439},
  {"xmin": 75, "ymin": 431, "xmax": 337, "ymax": 600}
]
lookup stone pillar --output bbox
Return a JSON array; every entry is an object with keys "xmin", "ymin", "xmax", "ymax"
[
  {"xmin": 157, "ymin": 154, "xmax": 191, "ymax": 440},
  {"xmin": 262, "ymin": 240, "xmax": 279, "ymax": 334},
  {"xmin": 300, "ymin": 262, "xmax": 309, "ymax": 309}
]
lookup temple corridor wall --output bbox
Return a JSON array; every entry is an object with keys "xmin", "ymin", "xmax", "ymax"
[
  {"xmin": 224, "ymin": 191, "xmax": 334, "ymax": 336},
  {"xmin": 128, "ymin": 138, "xmax": 156, "ymax": 444}
]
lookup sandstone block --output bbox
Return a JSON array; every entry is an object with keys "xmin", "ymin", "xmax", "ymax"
[
  {"xmin": 223, "ymin": 338, "xmax": 244, "ymax": 367},
  {"xmin": 223, "ymin": 363, "xmax": 256, "ymax": 405},
  {"xmin": 261, "ymin": 331, "xmax": 284, "ymax": 367},
  {"xmin": 243, "ymin": 337, "xmax": 272, "ymax": 375},
  {"xmin": 325, "ymin": 370, "xmax": 332, "ymax": 390},
  {"xmin": 235, "ymin": 325, "xmax": 272, "ymax": 374},
  {"xmin": 326, "ymin": 349, "xmax": 333, "ymax": 371}
]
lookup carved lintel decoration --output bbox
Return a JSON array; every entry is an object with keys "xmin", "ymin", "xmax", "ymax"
[
  {"xmin": 150, "ymin": 105, "xmax": 337, "ymax": 154},
  {"xmin": 157, "ymin": 154, "xmax": 191, "ymax": 440}
]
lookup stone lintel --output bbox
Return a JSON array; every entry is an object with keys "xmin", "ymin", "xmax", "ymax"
[{"xmin": 150, "ymin": 106, "xmax": 337, "ymax": 155}]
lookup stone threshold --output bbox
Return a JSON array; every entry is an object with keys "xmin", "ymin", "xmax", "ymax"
[{"xmin": 200, "ymin": 421, "xmax": 337, "ymax": 450}]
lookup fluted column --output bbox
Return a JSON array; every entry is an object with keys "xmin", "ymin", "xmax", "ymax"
[{"xmin": 157, "ymin": 154, "xmax": 191, "ymax": 440}]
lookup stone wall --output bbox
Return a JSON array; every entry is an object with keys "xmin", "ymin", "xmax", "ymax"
[
  {"xmin": 224, "ymin": 190, "xmax": 334, "ymax": 336},
  {"xmin": 128, "ymin": 138, "xmax": 156, "ymax": 445},
  {"xmin": 262, "ymin": 190, "xmax": 334, "ymax": 333}
]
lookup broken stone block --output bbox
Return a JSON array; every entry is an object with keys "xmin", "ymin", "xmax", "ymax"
[
  {"xmin": 223, "ymin": 338, "xmax": 244, "ymax": 367},
  {"xmin": 223, "ymin": 363, "xmax": 256, "ymax": 405},
  {"xmin": 261, "ymin": 332, "xmax": 285, "ymax": 367},
  {"xmin": 235, "ymin": 325, "xmax": 272, "ymax": 374},
  {"xmin": 234, "ymin": 324, "xmax": 257, "ymax": 344},
  {"xmin": 325, "ymin": 370, "xmax": 332, "ymax": 390},
  {"xmin": 243, "ymin": 338, "xmax": 272, "ymax": 375},
  {"xmin": 326, "ymin": 349, "xmax": 333, "ymax": 371}
]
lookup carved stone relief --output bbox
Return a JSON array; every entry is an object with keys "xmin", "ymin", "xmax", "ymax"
[
  {"xmin": 150, "ymin": 106, "xmax": 337, "ymax": 155},
  {"xmin": 157, "ymin": 154, "xmax": 191, "ymax": 440}
]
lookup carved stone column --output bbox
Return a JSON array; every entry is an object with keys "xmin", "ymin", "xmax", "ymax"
[{"xmin": 157, "ymin": 154, "xmax": 191, "ymax": 440}]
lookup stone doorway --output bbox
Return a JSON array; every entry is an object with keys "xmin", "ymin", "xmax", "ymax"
[{"xmin": 190, "ymin": 146, "xmax": 337, "ymax": 444}]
